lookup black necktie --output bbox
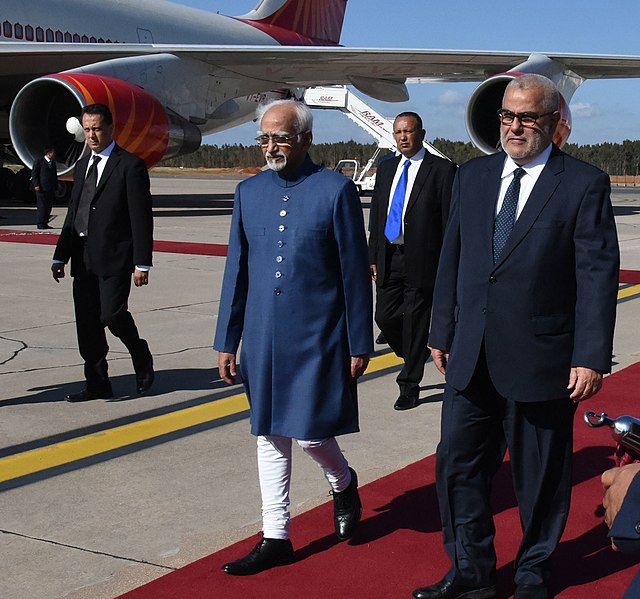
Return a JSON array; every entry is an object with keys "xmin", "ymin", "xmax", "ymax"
[
  {"xmin": 493, "ymin": 167, "xmax": 525, "ymax": 263},
  {"xmin": 74, "ymin": 156, "xmax": 101, "ymax": 236}
]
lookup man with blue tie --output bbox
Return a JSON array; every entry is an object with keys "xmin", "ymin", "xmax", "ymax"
[
  {"xmin": 368, "ymin": 112, "xmax": 457, "ymax": 410},
  {"xmin": 414, "ymin": 75, "xmax": 619, "ymax": 599}
]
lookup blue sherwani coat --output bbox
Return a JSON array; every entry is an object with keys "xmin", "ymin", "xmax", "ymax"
[
  {"xmin": 214, "ymin": 157, "xmax": 373, "ymax": 439},
  {"xmin": 430, "ymin": 145, "xmax": 620, "ymax": 401}
]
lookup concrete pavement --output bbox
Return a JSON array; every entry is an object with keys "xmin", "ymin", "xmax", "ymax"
[{"xmin": 1, "ymin": 177, "xmax": 639, "ymax": 598}]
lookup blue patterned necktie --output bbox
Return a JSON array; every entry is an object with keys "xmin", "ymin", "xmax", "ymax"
[
  {"xmin": 384, "ymin": 159, "xmax": 411, "ymax": 243},
  {"xmin": 493, "ymin": 167, "xmax": 525, "ymax": 263}
]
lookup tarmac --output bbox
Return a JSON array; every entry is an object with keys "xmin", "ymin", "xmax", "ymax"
[{"xmin": 1, "ymin": 176, "xmax": 640, "ymax": 599}]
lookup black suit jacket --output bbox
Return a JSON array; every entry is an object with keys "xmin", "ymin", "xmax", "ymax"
[
  {"xmin": 53, "ymin": 144, "xmax": 153, "ymax": 277},
  {"xmin": 429, "ymin": 146, "xmax": 620, "ymax": 402},
  {"xmin": 368, "ymin": 152, "xmax": 457, "ymax": 288},
  {"xmin": 31, "ymin": 156, "xmax": 58, "ymax": 192}
]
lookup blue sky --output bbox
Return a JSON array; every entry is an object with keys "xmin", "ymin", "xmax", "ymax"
[{"xmin": 173, "ymin": 0, "xmax": 640, "ymax": 147}]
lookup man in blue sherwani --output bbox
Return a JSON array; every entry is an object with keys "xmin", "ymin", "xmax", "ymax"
[
  {"xmin": 214, "ymin": 99, "xmax": 373, "ymax": 575},
  {"xmin": 414, "ymin": 75, "xmax": 619, "ymax": 599}
]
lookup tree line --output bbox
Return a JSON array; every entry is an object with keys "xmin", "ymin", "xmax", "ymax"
[{"xmin": 160, "ymin": 139, "xmax": 640, "ymax": 175}]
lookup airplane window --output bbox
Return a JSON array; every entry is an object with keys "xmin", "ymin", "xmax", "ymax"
[
  {"xmin": 64, "ymin": 32, "xmax": 71, "ymax": 42},
  {"xmin": 14, "ymin": 24, "xmax": 23, "ymax": 39},
  {"xmin": 90, "ymin": 36, "xmax": 97, "ymax": 43},
  {"xmin": 3, "ymin": 21, "xmax": 12, "ymax": 38},
  {"xmin": 36, "ymin": 27, "xmax": 44, "ymax": 42},
  {"xmin": 81, "ymin": 35, "xmax": 88, "ymax": 42},
  {"xmin": 55, "ymin": 30, "xmax": 63, "ymax": 42},
  {"xmin": 73, "ymin": 34, "xmax": 80, "ymax": 42},
  {"xmin": 25, "ymin": 25, "xmax": 33, "ymax": 41},
  {"xmin": 46, "ymin": 29, "xmax": 54, "ymax": 42}
]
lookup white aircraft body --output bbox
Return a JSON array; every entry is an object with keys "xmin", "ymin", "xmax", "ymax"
[{"xmin": 3, "ymin": 0, "xmax": 640, "ymax": 178}]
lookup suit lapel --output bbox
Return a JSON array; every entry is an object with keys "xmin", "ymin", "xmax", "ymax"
[
  {"xmin": 405, "ymin": 154, "xmax": 433, "ymax": 215},
  {"xmin": 494, "ymin": 147, "xmax": 564, "ymax": 267},
  {"xmin": 95, "ymin": 145, "xmax": 121, "ymax": 196}
]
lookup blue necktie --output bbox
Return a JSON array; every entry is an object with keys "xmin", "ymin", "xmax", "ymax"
[
  {"xmin": 493, "ymin": 167, "xmax": 525, "ymax": 263},
  {"xmin": 385, "ymin": 159, "xmax": 411, "ymax": 243}
]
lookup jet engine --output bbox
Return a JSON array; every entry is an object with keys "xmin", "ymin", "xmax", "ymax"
[
  {"xmin": 9, "ymin": 73, "xmax": 201, "ymax": 175},
  {"xmin": 465, "ymin": 72, "xmax": 572, "ymax": 155},
  {"xmin": 462, "ymin": 54, "xmax": 587, "ymax": 154}
]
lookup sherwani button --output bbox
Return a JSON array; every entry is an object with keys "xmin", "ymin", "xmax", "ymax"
[
  {"xmin": 280, "ymin": 210, "xmax": 287, "ymax": 217},
  {"xmin": 275, "ymin": 271, "xmax": 282, "ymax": 278},
  {"xmin": 278, "ymin": 225, "xmax": 286, "ymax": 232}
]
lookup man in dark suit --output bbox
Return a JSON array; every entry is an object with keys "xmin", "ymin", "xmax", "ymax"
[
  {"xmin": 51, "ymin": 103, "xmax": 154, "ymax": 401},
  {"xmin": 368, "ymin": 112, "xmax": 456, "ymax": 410},
  {"xmin": 414, "ymin": 75, "xmax": 619, "ymax": 599},
  {"xmin": 602, "ymin": 463, "xmax": 640, "ymax": 598},
  {"xmin": 31, "ymin": 146, "xmax": 58, "ymax": 229}
]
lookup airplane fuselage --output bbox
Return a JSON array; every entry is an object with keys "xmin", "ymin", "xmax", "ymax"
[{"xmin": 1, "ymin": 0, "xmax": 280, "ymax": 46}]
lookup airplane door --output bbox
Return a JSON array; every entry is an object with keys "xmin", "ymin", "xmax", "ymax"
[{"xmin": 137, "ymin": 28, "xmax": 153, "ymax": 43}]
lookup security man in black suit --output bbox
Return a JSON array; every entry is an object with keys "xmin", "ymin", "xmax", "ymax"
[
  {"xmin": 51, "ymin": 104, "xmax": 154, "ymax": 401},
  {"xmin": 32, "ymin": 146, "xmax": 58, "ymax": 229},
  {"xmin": 368, "ymin": 112, "xmax": 457, "ymax": 410}
]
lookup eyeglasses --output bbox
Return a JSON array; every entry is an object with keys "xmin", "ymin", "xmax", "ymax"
[
  {"xmin": 254, "ymin": 132, "xmax": 306, "ymax": 146},
  {"xmin": 497, "ymin": 109, "xmax": 556, "ymax": 127}
]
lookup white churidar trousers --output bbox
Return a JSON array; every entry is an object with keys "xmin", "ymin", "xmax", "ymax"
[{"xmin": 257, "ymin": 434, "xmax": 351, "ymax": 540}]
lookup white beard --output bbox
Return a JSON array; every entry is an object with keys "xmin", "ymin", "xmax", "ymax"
[{"xmin": 265, "ymin": 152, "xmax": 287, "ymax": 172}]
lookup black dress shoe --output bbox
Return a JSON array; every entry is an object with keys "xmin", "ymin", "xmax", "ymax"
[
  {"xmin": 37, "ymin": 224, "xmax": 53, "ymax": 229},
  {"xmin": 222, "ymin": 537, "xmax": 293, "ymax": 575},
  {"xmin": 135, "ymin": 358, "xmax": 154, "ymax": 394},
  {"xmin": 65, "ymin": 387, "xmax": 114, "ymax": 402},
  {"xmin": 133, "ymin": 340, "xmax": 154, "ymax": 394},
  {"xmin": 515, "ymin": 584, "xmax": 548, "ymax": 599},
  {"xmin": 332, "ymin": 467, "xmax": 362, "ymax": 540},
  {"xmin": 412, "ymin": 578, "xmax": 496, "ymax": 599},
  {"xmin": 394, "ymin": 394, "xmax": 418, "ymax": 410}
]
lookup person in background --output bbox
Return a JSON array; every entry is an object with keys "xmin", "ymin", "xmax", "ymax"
[
  {"xmin": 368, "ymin": 112, "xmax": 456, "ymax": 410},
  {"xmin": 32, "ymin": 145, "xmax": 57, "ymax": 229},
  {"xmin": 52, "ymin": 103, "xmax": 154, "ymax": 401},
  {"xmin": 602, "ymin": 462, "xmax": 640, "ymax": 599}
]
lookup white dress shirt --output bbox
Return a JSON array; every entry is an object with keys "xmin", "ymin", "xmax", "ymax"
[{"xmin": 496, "ymin": 144, "xmax": 552, "ymax": 219}]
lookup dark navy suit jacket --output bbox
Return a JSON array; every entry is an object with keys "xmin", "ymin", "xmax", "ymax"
[{"xmin": 429, "ymin": 145, "xmax": 619, "ymax": 402}]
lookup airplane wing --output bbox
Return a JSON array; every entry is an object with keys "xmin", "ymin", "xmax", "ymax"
[{"xmin": 4, "ymin": 43, "xmax": 640, "ymax": 83}]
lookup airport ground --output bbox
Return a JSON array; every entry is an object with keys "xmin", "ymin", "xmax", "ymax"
[{"xmin": 1, "ymin": 176, "xmax": 640, "ymax": 599}]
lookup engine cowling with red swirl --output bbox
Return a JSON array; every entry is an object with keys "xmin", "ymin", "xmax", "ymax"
[{"xmin": 9, "ymin": 72, "xmax": 200, "ymax": 176}]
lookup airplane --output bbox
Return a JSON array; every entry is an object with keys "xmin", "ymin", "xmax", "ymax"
[{"xmin": 3, "ymin": 0, "xmax": 640, "ymax": 191}]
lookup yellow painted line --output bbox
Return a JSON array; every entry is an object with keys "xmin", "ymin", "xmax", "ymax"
[
  {"xmin": 618, "ymin": 285, "xmax": 640, "ymax": 300},
  {"xmin": 0, "ymin": 393, "xmax": 249, "ymax": 483},
  {"xmin": 0, "ymin": 351, "xmax": 403, "ymax": 484}
]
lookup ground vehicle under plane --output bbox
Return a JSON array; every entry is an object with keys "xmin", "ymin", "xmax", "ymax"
[{"xmin": 3, "ymin": 0, "xmax": 640, "ymax": 179}]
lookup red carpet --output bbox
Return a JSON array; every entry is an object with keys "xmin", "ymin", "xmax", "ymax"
[
  {"xmin": 2, "ymin": 230, "xmax": 639, "ymax": 269},
  {"xmin": 0, "ymin": 229, "xmax": 227, "ymax": 256},
  {"xmin": 119, "ymin": 363, "xmax": 640, "ymax": 599}
]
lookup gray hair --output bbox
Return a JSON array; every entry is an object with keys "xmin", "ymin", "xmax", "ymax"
[
  {"xmin": 504, "ymin": 74, "xmax": 560, "ymax": 113},
  {"xmin": 256, "ymin": 99, "xmax": 313, "ymax": 133}
]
